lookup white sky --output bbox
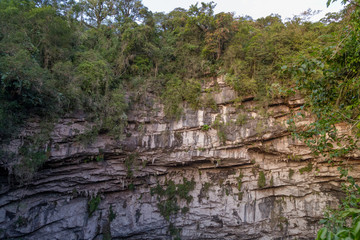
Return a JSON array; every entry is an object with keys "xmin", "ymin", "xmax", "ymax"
[{"xmin": 142, "ymin": 0, "xmax": 345, "ymax": 21}]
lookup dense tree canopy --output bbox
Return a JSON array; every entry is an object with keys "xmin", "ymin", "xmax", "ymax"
[
  {"xmin": 0, "ymin": 0, "xmax": 346, "ymax": 129},
  {"xmin": 0, "ymin": 0, "xmax": 353, "ymax": 140}
]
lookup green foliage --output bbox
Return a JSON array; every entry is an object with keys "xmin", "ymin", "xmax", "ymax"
[
  {"xmin": 15, "ymin": 216, "xmax": 28, "ymax": 228},
  {"xmin": 201, "ymin": 124, "xmax": 210, "ymax": 131},
  {"xmin": 237, "ymin": 172, "xmax": 244, "ymax": 200},
  {"xmin": 150, "ymin": 177, "xmax": 195, "ymax": 221},
  {"xmin": 236, "ymin": 172, "xmax": 244, "ymax": 191},
  {"xmin": 258, "ymin": 171, "xmax": 266, "ymax": 188},
  {"xmin": 109, "ymin": 205, "xmax": 116, "ymax": 222},
  {"xmin": 161, "ymin": 77, "xmax": 202, "ymax": 119},
  {"xmin": 270, "ymin": 176, "xmax": 274, "ymax": 187},
  {"xmin": 129, "ymin": 183, "xmax": 135, "ymax": 191},
  {"xmin": 161, "ymin": 78, "xmax": 186, "ymax": 119},
  {"xmin": 169, "ymin": 222, "xmax": 182, "ymax": 240},
  {"xmin": 125, "ymin": 154, "xmax": 137, "ymax": 178},
  {"xmin": 14, "ymin": 149, "xmax": 48, "ymax": 183},
  {"xmin": 75, "ymin": 126, "xmax": 100, "ymax": 146},
  {"xmin": 88, "ymin": 194, "xmax": 101, "ymax": 217},
  {"xmin": 225, "ymin": 74, "xmax": 257, "ymax": 96},
  {"xmin": 255, "ymin": 119, "xmax": 266, "ymax": 135},
  {"xmin": 135, "ymin": 209, "xmax": 142, "ymax": 223},
  {"xmin": 96, "ymin": 154, "xmax": 104, "ymax": 162},
  {"xmin": 267, "ymin": 83, "xmax": 295, "ymax": 99},
  {"xmin": 11, "ymin": 120, "xmax": 54, "ymax": 183},
  {"xmin": 0, "ymin": 1, "xmax": 128, "ymax": 148},
  {"xmin": 3, "ymin": 2, "xmax": 360, "ymax": 238},
  {"xmin": 83, "ymin": 0, "xmax": 114, "ymax": 27},
  {"xmin": 158, "ymin": 199, "xmax": 180, "ymax": 221},
  {"xmin": 316, "ymin": 168, "xmax": 360, "ymax": 240},
  {"xmin": 299, "ymin": 162, "xmax": 313, "ymax": 174},
  {"xmin": 76, "ymin": 51, "xmax": 113, "ymax": 96},
  {"xmin": 212, "ymin": 115, "xmax": 227, "ymax": 144},
  {"xmin": 235, "ymin": 113, "xmax": 247, "ymax": 126},
  {"xmin": 176, "ymin": 178, "xmax": 196, "ymax": 204},
  {"xmin": 202, "ymin": 92, "xmax": 218, "ymax": 110},
  {"xmin": 284, "ymin": 2, "xmax": 360, "ymax": 238},
  {"xmin": 288, "ymin": 169, "xmax": 295, "ymax": 179},
  {"xmin": 0, "ymin": 0, "xmax": 76, "ymax": 141},
  {"xmin": 202, "ymin": 182, "xmax": 212, "ymax": 193},
  {"xmin": 287, "ymin": 154, "xmax": 301, "ymax": 161},
  {"xmin": 0, "ymin": 0, "xmax": 345, "ymax": 144},
  {"xmin": 181, "ymin": 206, "xmax": 189, "ymax": 214},
  {"xmin": 102, "ymin": 87, "xmax": 128, "ymax": 138}
]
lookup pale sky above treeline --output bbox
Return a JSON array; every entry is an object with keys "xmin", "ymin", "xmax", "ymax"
[{"xmin": 142, "ymin": 0, "xmax": 344, "ymax": 21}]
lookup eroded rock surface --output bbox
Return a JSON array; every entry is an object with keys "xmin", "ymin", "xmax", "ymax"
[{"xmin": 0, "ymin": 79, "xmax": 358, "ymax": 240}]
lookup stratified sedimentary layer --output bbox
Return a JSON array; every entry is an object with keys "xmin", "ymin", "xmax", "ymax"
[{"xmin": 0, "ymin": 78, "xmax": 358, "ymax": 240}]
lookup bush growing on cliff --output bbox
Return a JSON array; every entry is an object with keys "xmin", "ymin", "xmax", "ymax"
[
  {"xmin": 212, "ymin": 115, "xmax": 228, "ymax": 145},
  {"xmin": 88, "ymin": 194, "xmax": 101, "ymax": 217},
  {"xmin": 258, "ymin": 171, "xmax": 266, "ymax": 188},
  {"xmin": 161, "ymin": 77, "xmax": 202, "ymax": 119},
  {"xmin": 151, "ymin": 177, "xmax": 195, "ymax": 221},
  {"xmin": 225, "ymin": 74, "xmax": 257, "ymax": 96}
]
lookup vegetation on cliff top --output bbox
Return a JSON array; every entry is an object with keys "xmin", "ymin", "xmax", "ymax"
[
  {"xmin": 0, "ymin": 0, "xmax": 346, "ymax": 183},
  {"xmin": 0, "ymin": 0, "xmax": 345, "ymax": 139}
]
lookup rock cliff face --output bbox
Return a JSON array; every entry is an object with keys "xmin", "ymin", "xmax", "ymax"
[{"xmin": 0, "ymin": 78, "xmax": 358, "ymax": 240}]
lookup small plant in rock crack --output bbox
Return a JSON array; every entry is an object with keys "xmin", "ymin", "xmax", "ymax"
[
  {"xmin": 270, "ymin": 176, "xmax": 274, "ymax": 186},
  {"xmin": 237, "ymin": 172, "xmax": 244, "ymax": 200},
  {"xmin": 288, "ymin": 169, "xmax": 294, "ymax": 179},
  {"xmin": 201, "ymin": 124, "xmax": 210, "ymax": 131},
  {"xmin": 124, "ymin": 154, "xmax": 138, "ymax": 178},
  {"xmin": 258, "ymin": 171, "xmax": 266, "ymax": 188},
  {"xmin": 108, "ymin": 205, "xmax": 116, "ymax": 222},
  {"xmin": 235, "ymin": 113, "xmax": 247, "ymax": 126},
  {"xmin": 212, "ymin": 115, "xmax": 227, "ymax": 145},
  {"xmin": 95, "ymin": 154, "xmax": 104, "ymax": 162},
  {"xmin": 88, "ymin": 194, "xmax": 101, "ymax": 217},
  {"xmin": 15, "ymin": 216, "xmax": 28, "ymax": 227},
  {"xmin": 299, "ymin": 162, "xmax": 313, "ymax": 174},
  {"xmin": 169, "ymin": 222, "xmax": 182, "ymax": 240}
]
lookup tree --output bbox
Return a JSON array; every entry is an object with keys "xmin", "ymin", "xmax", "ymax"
[
  {"xmin": 187, "ymin": 2, "xmax": 216, "ymax": 33},
  {"xmin": 27, "ymin": 6, "xmax": 73, "ymax": 69},
  {"xmin": 113, "ymin": 0, "xmax": 148, "ymax": 24},
  {"xmin": 203, "ymin": 12, "xmax": 235, "ymax": 60},
  {"xmin": 82, "ymin": 0, "xmax": 114, "ymax": 27}
]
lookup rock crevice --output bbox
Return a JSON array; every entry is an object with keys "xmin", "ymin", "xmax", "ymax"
[{"xmin": 0, "ymin": 80, "xmax": 358, "ymax": 240}]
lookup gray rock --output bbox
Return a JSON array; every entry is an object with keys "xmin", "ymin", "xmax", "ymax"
[{"xmin": 0, "ymin": 81, "xmax": 355, "ymax": 240}]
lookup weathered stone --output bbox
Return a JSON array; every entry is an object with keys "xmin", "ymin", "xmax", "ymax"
[{"xmin": 0, "ymin": 83, "xmax": 358, "ymax": 240}]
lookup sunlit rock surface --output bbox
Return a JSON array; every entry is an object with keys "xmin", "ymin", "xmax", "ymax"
[{"xmin": 0, "ymin": 78, "xmax": 358, "ymax": 240}]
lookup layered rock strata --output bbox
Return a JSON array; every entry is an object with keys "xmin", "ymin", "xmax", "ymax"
[{"xmin": 0, "ymin": 78, "xmax": 358, "ymax": 240}]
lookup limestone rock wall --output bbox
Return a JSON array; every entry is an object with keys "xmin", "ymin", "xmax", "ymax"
[{"xmin": 0, "ymin": 78, "xmax": 358, "ymax": 240}]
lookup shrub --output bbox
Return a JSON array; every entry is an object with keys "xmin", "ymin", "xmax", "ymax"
[
  {"xmin": 258, "ymin": 171, "xmax": 266, "ymax": 188},
  {"xmin": 201, "ymin": 125, "xmax": 210, "ymax": 131},
  {"xmin": 151, "ymin": 177, "xmax": 195, "ymax": 221},
  {"xmin": 88, "ymin": 195, "xmax": 101, "ymax": 217},
  {"xmin": 212, "ymin": 115, "xmax": 227, "ymax": 144},
  {"xmin": 235, "ymin": 113, "xmax": 247, "ymax": 125},
  {"xmin": 299, "ymin": 162, "xmax": 313, "ymax": 174},
  {"xmin": 288, "ymin": 169, "xmax": 294, "ymax": 179},
  {"xmin": 225, "ymin": 74, "xmax": 257, "ymax": 96},
  {"xmin": 162, "ymin": 77, "xmax": 202, "ymax": 119}
]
